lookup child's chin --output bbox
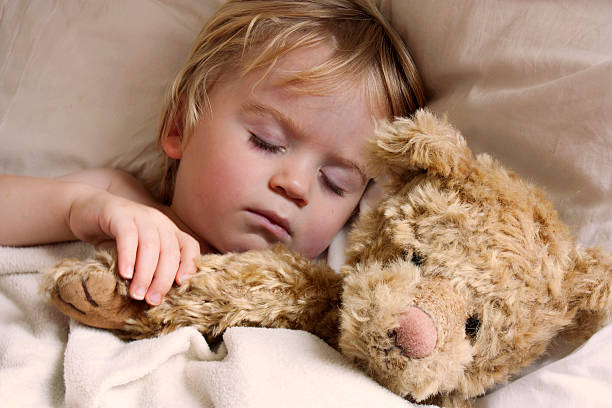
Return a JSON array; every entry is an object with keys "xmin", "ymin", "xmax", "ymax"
[{"xmin": 217, "ymin": 234, "xmax": 275, "ymax": 254}]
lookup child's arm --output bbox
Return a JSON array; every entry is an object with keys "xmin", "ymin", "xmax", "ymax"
[
  {"xmin": 0, "ymin": 170, "xmax": 200, "ymax": 305},
  {"xmin": 57, "ymin": 168, "xmax": 161, "ymax": 209}
]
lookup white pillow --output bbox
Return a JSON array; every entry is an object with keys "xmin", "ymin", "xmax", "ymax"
[
  {"xmin": 384, "ymin": 0, "xmax": 612, "ymax": 249},
  {"xmin": 0, "ymin": 0, "xmax": 222, "ymax": 177}
]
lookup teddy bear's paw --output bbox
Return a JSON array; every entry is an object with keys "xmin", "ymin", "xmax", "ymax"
[{"xmin": 43, "ymin": 250, "xmax": 145, "ymax": 330}]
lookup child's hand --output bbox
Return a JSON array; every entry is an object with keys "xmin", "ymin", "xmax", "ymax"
[{"xmin": 68, "ymin": 187, "xmax": 200, "ymax": 305}]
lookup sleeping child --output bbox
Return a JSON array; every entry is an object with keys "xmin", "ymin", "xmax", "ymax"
[{"xmin": 0, "ymin": 0, "xmax": 424, "ymax": 306}]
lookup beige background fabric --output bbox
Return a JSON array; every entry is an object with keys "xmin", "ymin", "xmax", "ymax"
[
  {"xmin": 0, "ymin": 0, "xmax": 221, "ymax": 176},
  {"xmin": 385, "ymin": 0, "xmax": 612, "ymax": 248}
]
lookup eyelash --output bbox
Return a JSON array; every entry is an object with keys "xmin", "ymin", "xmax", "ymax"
[
  {"xmin": 249, "ymin": 133, "xmax": 284, "ymax": 153},
  {"xmin": 249, "ymin": 133, "xmax": 345, "ymax": 197},
  {"xmin": 321, "ymin": 172, "xmax": 345, "ymax": 197}
]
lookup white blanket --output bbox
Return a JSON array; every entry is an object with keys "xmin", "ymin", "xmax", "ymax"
[
  {"xmin": 2, "ymin": 243, "xmax": 612, "ymax": 408},
  {"xmin": 0, "ymin": 242, "xmax": 419, "ymax": 408}
]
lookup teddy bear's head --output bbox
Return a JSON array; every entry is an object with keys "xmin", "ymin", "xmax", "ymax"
[{"xmin": 338, "ymin": 110, "xmax": 612, "ymax": 406}]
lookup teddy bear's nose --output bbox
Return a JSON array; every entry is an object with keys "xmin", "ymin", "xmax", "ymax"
[{"xmin": 393, "ymin": 306, "xmax": 437, "ymax": 359}]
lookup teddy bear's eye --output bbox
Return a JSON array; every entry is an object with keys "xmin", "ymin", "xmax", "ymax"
[
  {"xmin": 400, "ymin": 250, "xmax": 425, "ymax": 266},
  {"xmin": 410, "ymin": 252, "xmax": 425, "ymax": 266},
  {"xmin": 465, "ymin": 315, "xmax": 481, "ymax": 340}
]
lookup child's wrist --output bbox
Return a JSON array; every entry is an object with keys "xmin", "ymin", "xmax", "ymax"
[{"xmin": 62, "ymin": 181, "xmax": 104, "ymax": 237}]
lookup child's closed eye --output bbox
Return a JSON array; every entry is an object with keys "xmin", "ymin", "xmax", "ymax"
[
  {"xmin": 320, "ymin": 171, "xmax": 345, "ymax": 197},
  {"xmin": 321, "ymin": 166, "xmax": 364, "ymax": 198},
  {"xmin": 249, "ymin": 131, "xmax": 357, "ymax": 198},
  {"xmin": 249, "ymin": 133, "xmax": 285, "ymax": 153}
]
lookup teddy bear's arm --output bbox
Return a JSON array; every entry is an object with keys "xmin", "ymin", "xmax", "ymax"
[
  {"xmin": 130, "ymin": 245, "xmax": 342, "ymax": 343},
  {"xmin": 44, "ymin": 246, "xmax": 342, "ymax": 344},
  {"xmin": 43, "ymin": 250, "xmax": 147, "ymax": 330}
]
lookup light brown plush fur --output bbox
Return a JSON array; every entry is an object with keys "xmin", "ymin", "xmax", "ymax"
[{"xmin": 43, "ymin": 110, "xmax": 612, "ymax": 407}]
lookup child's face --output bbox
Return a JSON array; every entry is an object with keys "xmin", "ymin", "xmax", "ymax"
[{"xmin": 164, "ymin": 44, "xmax": 383, "ymax": 258}]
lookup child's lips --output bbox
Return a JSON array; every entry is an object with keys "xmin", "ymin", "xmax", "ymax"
[{"xmin": 246, "ymin": 209, "xmax": 292, "ymax": 242}]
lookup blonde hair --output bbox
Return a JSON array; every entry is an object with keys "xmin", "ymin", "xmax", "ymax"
[{"xmin": 157, "ymin": 0, "xmax": 425, "ymax": 203}]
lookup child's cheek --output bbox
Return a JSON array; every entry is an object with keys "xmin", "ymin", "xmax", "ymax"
[
  {"xmin": 219, "ymin": 150, "xmax": 262, "ymax": 191},
  {"xmin": 297, "ymin": 209, "xmax": 341, "ymax": 258}
]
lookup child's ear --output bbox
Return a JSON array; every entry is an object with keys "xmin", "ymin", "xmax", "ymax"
[
  {"xmin": 161, "ymin": 109, "xmax": 184, "ymax": 159},
  {"xmin": 161, "ymin": 131, "xmax": 183, "ymax": 159}
]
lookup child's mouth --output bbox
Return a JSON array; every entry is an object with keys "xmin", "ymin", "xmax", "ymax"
[{"xmin": 246, "ymin": 209, "xmax": 291, "ymax": 242}]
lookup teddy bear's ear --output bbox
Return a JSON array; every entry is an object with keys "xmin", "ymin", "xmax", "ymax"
[
  {"xmin": 563, "ymin": 247, "xmax": 612, "ymax": 342},
  {"xmin": 367, "ymin": 109, "xmax": 473, "ymax": 189}
]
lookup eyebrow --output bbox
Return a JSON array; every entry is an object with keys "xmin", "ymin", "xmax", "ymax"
[{"xmin": 240, "ymin": 101, "xmax": 368, "ymax": 184}]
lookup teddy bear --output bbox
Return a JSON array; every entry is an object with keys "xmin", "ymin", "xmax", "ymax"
[{"xmin": 42, "ymin": 109, "xmax": 612, "ymax": 407}]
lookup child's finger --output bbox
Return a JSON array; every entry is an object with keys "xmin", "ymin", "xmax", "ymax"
[
  {"xmin": 176, "ymin": 234, "xmax": 200, "ymax": 285},
  {"xmin": 130, "ymin": 227, "xmax": 161, "ymax": 300},
  {"xmin": 111, "ymin": 220, "xmax": 138, "ymax": 280},
  {"xmin": 145, "ymin": 234, "xmax": 180, "ymax": 305}
]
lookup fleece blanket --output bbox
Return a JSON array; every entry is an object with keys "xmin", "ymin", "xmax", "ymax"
[
  {"xmin": 2, "ymin": 242, "xmax": 612, "ymax": 408},
  {"xmin": 3, "ymin": 244, "xmax": 612, "ymax": 408},
  {"xmin": 0, "ymin": 242, "xmax": 421, "ymax": 408}
]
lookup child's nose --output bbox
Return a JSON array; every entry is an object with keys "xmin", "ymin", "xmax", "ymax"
[{"xmin": 269, "ymin": 169, "xmax": 310, "ymax": 208}]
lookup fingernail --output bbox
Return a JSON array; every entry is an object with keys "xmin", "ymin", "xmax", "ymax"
[
  {"xmin": 132, "ymin": 286, "xmax": 146, "ymax": 300},
  {"xmin": 148, "ymin": 293, "xmax": 161, "ymax": 305},
  {"xmin": 123, "ymin": 265, "xmax": 133, "ymax": 279}
]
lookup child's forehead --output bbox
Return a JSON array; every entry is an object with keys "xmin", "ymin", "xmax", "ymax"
[
  {"xmin": 262, "ymin": 42, "xmax": 335, "ymax": 77},
  {"xmin": 235, "ymin": 42, "xmax": 390, "ymax": 119},
  {"xmin": 237, "ymin": 52, "xmax": 385, "ymax": 141}
]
